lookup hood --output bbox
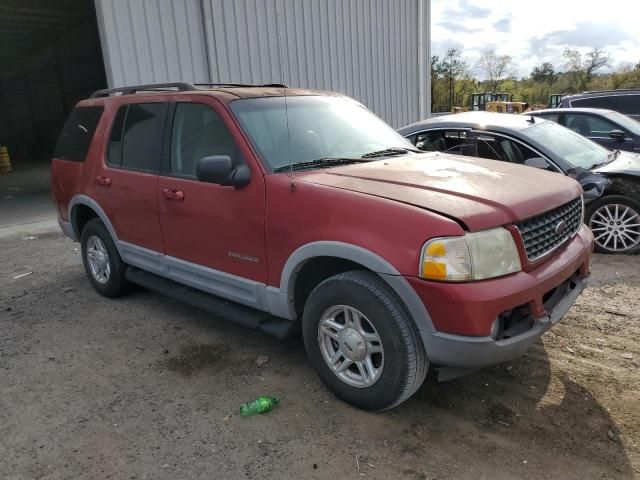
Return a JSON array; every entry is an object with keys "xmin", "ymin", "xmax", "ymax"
[
  {"xmin": 296, "ymin": 153, "xmax": 582, "ymax": 231},
  {"xmin": 592, "ymin": 151, "xmax": 640, "ymax": 177}
]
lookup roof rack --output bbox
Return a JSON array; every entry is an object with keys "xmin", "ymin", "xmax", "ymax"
[
  {"xmin": 576, "ymin": 88, "xmax": 640, "ymax": 95},
  {"xmin": 90, "ymin": 82, "xmax": 196, "ymax": 98},
  {"xmin": 193, "ymin": 83, "xmax": 288, "ymax": 88},
  {"xmin": 90, "ymin": 82, "xmax": 289, "ymax": 98}
]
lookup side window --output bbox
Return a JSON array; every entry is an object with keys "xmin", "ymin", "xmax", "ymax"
[
  {"xmin": 54, "ymin": 106, "xmax": 104, "ymax": 162},
  {"xmin": 474, "ymin": 133, "xmax": 540, "ymax": 165},
  {"xmin": 572, "ymin": 97, "xmax": 610, "ymax": 109},
  {"xmin": 107, "ymin": 106, "xmax": 126, "ymax": 165},
  {"xmin": 623, "ymin": 94, "xmax": 640, "ymax": 114},
  {"xmin": 107, "ymin": 103, "xmax": 166, "ymax": 171},
  {"xmin": 414, "ymin": 130, "xmax": 468, "ymax": 154},
  {"xmin": 170, "ymin": 103, "xmax": 238, "ymax": 177},
  {"xmin": 565, "ymin": 114, "xmax": 617, "ymax": 136},
  {"xmin": 585, "ymin": 115, "xmax": 619, "ymax": 136},
  {"xmin": 539, "ymin": 113, "xmax": 560, "ymax": 123}
]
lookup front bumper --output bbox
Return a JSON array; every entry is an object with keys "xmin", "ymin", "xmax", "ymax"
[
  {"xmin": 422, "ymin": 274, "xmax": 586, "ymax": 370},
  {"xmin": 410, "ymin": 225, "xmax": 593, "ymax": 370}
]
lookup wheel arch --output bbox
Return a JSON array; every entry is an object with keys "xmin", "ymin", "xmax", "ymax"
[
  {"xmin": 69, "ymin": 195, "xmax": 121, "ymax": 253},
  {"xmin": 276, "ymin": 241, "xmax": 435, "ymax": 334}
]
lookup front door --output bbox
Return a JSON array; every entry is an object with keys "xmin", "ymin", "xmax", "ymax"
[
  {"xmin": 157, "ymin": 97, "xmax": 267, "ymax": 286},
  {"xmin": 563, "ymin": 113, "xmax": 635, "ymax": 151}
]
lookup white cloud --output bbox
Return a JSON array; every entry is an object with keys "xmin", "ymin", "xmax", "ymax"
[{"xmin": 431, "ymin": 0, "xmax": 640, "ymax": 77}]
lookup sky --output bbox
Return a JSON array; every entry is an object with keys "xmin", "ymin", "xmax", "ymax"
[{"xmin": 431, "ymin": 0, "xmax": 640, "ymax": 78}]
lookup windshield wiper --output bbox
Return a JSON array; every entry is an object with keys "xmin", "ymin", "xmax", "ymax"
[
  {"xmin": 273, "ymin": 157, "xmax": 371, "ymax": 172},
  {"xmin": 361, "ymin": 147, "xmax": 418, "ymax": 159}
]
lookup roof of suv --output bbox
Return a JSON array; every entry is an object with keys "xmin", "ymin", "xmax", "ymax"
[
  {"xmin": 562, "ymin": 89, "xmax": 640, "ymax": 101},
  {"xmin": 83, "ymin": 82, "xmax": 340, "ymax": 105}
]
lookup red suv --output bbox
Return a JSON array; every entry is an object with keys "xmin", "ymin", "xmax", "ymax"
[{"xmin": 51, "ymin": 83, "xmax": 593, "ymax": 410}]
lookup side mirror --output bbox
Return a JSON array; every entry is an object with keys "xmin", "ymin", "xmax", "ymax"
[
  {"xmin": 608, "ymin": 129, "xmax": 626, "ymax": 141},
  {"xmin": 524, "ymin": 157, "xmax": 550, "ymax": 169},
  {"xmin": 196, "ymin": 155, "xmax": 250, "ymax": 187}
]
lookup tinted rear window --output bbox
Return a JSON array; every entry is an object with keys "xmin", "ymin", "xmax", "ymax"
[
  {"xmin": 572, "ymin": 94, "xmax": 640, "ymax": 114},
  {"xmin": 54, "ymin": 107, "xmax": 104, "ymax": 161}
]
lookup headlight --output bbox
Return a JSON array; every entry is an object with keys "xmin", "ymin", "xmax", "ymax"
[{"xmin": 420, "ymin": 228, "xmax": 522, "ymax": 281}]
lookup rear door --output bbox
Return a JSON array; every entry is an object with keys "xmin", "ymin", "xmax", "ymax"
[
  {"xmin": 91, "ymin": 101, "xmax": 167, "ymax": 253},
  {"xmin": 157, "ymin": 96, "xmax": 267, "ymax": 284}
]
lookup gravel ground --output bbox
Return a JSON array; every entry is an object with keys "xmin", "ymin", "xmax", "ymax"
[{"xmin": 1, "ymin": 229, "xmax": 639, "ymax": 479}]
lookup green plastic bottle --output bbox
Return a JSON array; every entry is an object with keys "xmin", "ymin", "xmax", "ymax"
[{"xmin": 240, "ymin": 396, "xmax": 279, "ymax": 416}]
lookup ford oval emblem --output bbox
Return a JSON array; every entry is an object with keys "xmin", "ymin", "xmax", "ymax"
[{"xmin": 555, "ymin": 220, "xmax": 567, "ymax": 235}]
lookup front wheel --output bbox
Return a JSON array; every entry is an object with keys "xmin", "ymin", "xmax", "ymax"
[
  {"xmin": 302, "ymin": 271, "xmax": 428, "ymax": 410},
  {"xmin": 587, "ymin": 195, "xmax": 640, "ymax": 254}
]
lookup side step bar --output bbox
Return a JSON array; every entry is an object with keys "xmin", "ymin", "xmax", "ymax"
[{"xmin": 125, "ymin": 267, "xmax": 298, "ymax": 339}]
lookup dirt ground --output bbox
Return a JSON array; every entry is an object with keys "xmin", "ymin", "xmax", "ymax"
[{"xmin": 1, "ymin": 229, "xmax": 639, "ymax": 480}]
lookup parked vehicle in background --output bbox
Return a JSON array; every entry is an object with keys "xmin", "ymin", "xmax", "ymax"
[
  {"xmin": 549, "ymin": 94, "xmax": 564, "ymax": 109},
  {"xmin": 51, "ymin": 83, "xmax": 593, "ymax": 410},
  {"xmin": 528, "ymin": 108, "xmax": 640, "ymax": 153},
  {"xmin": 558, "ymin": 90, "xmax": 640, "ymax": 121},
  {"xmin": 399, "ymin": 112, "xmax": 640, "ymax": 254}
]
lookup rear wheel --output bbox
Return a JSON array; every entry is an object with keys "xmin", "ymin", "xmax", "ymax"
[
  {"xmin": 587, "ymin": 195, "xmax": 640, "ymax": 254},
  {"xmin": 80, "ymin": 218, "xmax": 131, "ymax": 297},
  {"xmin": 302, "ymin": 271, "xmax": 428, "ymax": 410}
]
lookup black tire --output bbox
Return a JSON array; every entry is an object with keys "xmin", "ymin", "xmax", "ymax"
[
  {"xmin": 302, "ymin": 270, "xmax": 428, "ymax": 411},
  {"xmin": 586, "ymin": 195, "xmax": 640, "ymax": 254},
  {"xmin": 80, "ymin": 218, "xmax": 132, "ymax": 297}
]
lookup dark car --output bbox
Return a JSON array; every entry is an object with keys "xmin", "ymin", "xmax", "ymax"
[
  {"xmin": 529, "ymin": 108, "xmax": 640, "ymax": 153},
  {"xmin": 399, "ymin": 112, "xmax": 640, "ymax": 254},
  {"xmin": 558, "ymin": 90, "xmax": 640, "ymax": 121}
]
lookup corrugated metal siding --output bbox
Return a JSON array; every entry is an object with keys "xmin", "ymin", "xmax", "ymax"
[
  {"xmin": 95, "ymin": 0, "xmax": 209, "ymax": 87},
  {"xmin": 95, "ymin": 0, "xmax": 429, "ymax": 127}
]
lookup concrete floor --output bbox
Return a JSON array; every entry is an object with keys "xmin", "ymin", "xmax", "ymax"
[{"xmin": 0, "ymin": 161, "xmax": 57, "ymax": 231}]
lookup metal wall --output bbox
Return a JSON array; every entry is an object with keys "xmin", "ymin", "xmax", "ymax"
[
  {"xmin": 95, "ymin": 0, "xmax": 430, "ymax": 127},
  {"xmin": 95, "ymin": 0, "xmax": 209, "ymax": 87}
]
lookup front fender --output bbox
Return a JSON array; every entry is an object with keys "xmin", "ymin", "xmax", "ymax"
[{"xmin": 265, "ymin": 241, "xmax": 435, "ymax": 334}]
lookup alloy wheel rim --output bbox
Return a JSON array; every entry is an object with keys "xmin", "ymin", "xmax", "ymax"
[
  {"xmin": 86, "ymin": 235, "xmax": 111, "ymax": 284},
  {"xmin": 317, "ymin": 305, "xmax": 384, "ymax": 388},
  {"xmin": 589, "ymin": 203, "xmax": 640, "ymax": 252}
]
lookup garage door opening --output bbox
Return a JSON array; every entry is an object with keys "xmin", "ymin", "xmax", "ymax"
[{"xmin": 0, "ymin": 0, "xmax": 107, "ymax": 167}]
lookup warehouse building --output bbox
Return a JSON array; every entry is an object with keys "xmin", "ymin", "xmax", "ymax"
[{"xmin": 0, "ymin": 0, "xmax": 430, "ymax": 164}]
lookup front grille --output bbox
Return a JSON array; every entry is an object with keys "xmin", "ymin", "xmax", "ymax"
[{"xmin": 515, "ymin": 197, "xmax": 583, "ymax": 261}]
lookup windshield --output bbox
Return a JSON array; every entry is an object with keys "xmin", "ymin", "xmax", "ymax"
[
  {"xmin": 522, "ymin": 120, "xmax": 609, "ymax": 169},
  {"xmin": 230, "ymin": 96, "xmax": 414, "ymax": 170},
  {"xmin": 604, "ymin": 111, "xmax": 640, "ymax": 136}
]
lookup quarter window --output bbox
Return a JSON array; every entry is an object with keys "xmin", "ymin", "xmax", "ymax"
[
  {"xmin": 170, "ymin": 103, "xmax": 238, "ymax": 177},
  {"xmin": 54, "ymin": 106, "xmax": 104, "ymax": 162},
  {"xmin": 107, "ymin": 103, "xmax": 166, "ymax": 171}
]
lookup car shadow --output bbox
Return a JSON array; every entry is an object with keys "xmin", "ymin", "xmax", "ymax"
[{"xmin": 402, "ymin": 342, "xmax": 634, "ymax": 478}]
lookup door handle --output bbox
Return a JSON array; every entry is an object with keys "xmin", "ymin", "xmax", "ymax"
[
  {"xmin": 96, "ymin": 175, "xmax": 111, "ymax": 187},
  {"xmin": 162, "ymin": 188, "xmax": 185, "ymax": 202}
]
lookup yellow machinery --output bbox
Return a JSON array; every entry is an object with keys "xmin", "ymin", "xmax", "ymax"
[
  {"xmin": 0, "ymin": 146, "xmax": 11, "ymax": 174},
  {"xmin": 470, "ymin": 92, "xmax": 513, "ymax": 111},
  {"xmin": 485, "ymin": 101, "xmax": 530, "ymax": 114}
]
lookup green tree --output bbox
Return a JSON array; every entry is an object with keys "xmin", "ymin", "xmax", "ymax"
[
  {"xmin": 564, "ymin": 47, "xmax": 610, "ymax": 91},
  {"xmin": 530, "ymin": 62, "xmax": 558, "ymax": 85},
  {"xmin": 436, "ymin": 49, "xmax": 469, "ymax": 110},
  {"xmin": 478, "ymin": 49, "xmax": 512, "ymax": 92}
]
